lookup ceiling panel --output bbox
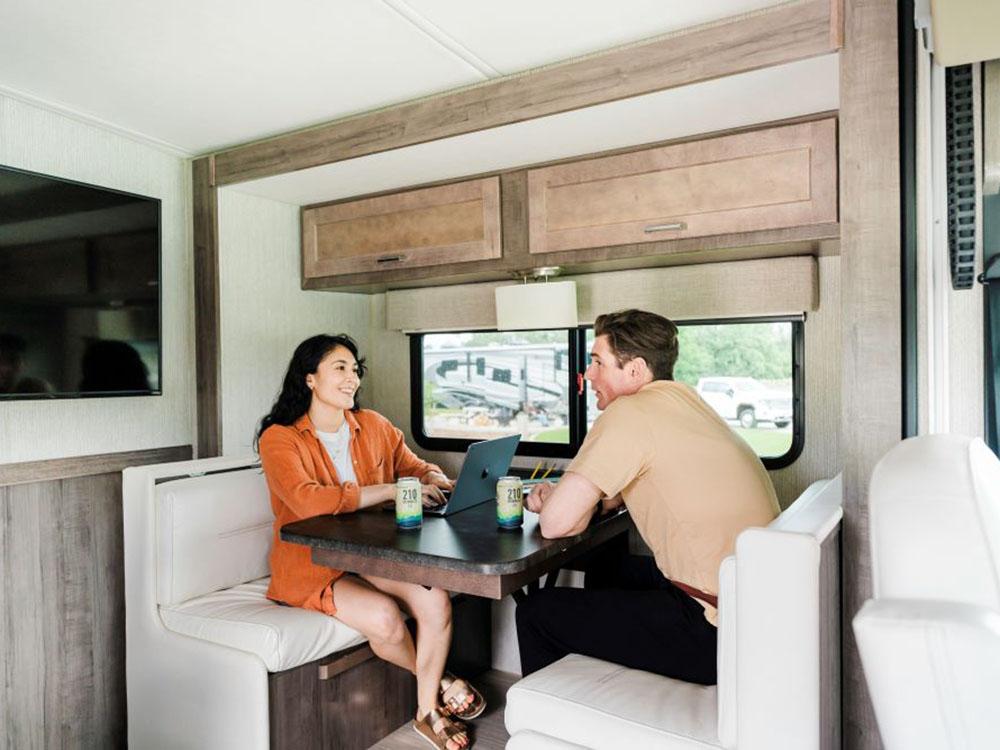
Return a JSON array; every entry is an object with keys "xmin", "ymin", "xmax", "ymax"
[
  {"xmin": 400, "ymin": 0, "xmax": 788, "ymax": 73},
  {"xmin": 0, "ymin": 0, "xmax": 485, "ymax": 153},
  {"xmin": 233, "ymin": 54, "xmax": 839, "ymax": 207}
]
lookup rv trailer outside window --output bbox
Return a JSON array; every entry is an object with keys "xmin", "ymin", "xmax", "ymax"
[
  {"xmin": 409, "ymin": 329, "xmax": 581, "ymax": 458},
  {"xmin": 584, "ymin": 318, "xmax": 804, "ymax": 468}
]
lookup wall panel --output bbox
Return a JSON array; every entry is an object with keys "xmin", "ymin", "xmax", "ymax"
[
  {"xmin": 0, "ymin": 93, "xmax": 194, "ymax": 464},
  {"xmin": 217, "ymin": 189, "xmax": 371, "ymax": 455},
  {"xmin": 0, "ymin": 446, "xmax": 190, "ymax": 749}
]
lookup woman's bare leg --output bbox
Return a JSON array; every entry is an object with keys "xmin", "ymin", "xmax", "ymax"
[
  {"xmin": 331, "ymin": 575, "xmax": 468, "ymax": 748},
  {"xmin": 329, "ymin": 575, "xmax": 416, "ymax": 673},
  {"xmin": 360, "ymin": 575, "xmax": 454, "ymax": 719}
]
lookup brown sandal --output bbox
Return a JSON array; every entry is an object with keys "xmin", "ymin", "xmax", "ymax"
[
  {"xmin": 440, "ymin": 672, "xmax": 486, "ymax": 720},
  {"xmin": 413, "ymin": 708, "xmax": 470, "ymax": 749}
]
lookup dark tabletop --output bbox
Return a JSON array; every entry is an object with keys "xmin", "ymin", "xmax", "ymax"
[{"xmin": 281, "ymin": 499, "xmax": 631, "ymax": 576}]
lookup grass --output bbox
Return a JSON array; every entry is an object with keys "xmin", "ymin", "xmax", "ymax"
[
  {"xmin": 532, "ymin": 426, "xmax": 570, "ymax": 443},
  {"xmin": 733, "ymin": 427, "xmax": 793, "ymax": 457}
]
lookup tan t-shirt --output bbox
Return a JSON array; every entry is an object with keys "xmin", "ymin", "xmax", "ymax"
[{"xmin": 568, "ymin": 380, "xmax": 779, "ymax": 625}]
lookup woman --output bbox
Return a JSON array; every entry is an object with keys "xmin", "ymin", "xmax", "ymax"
[{"xmin": 256, "ymin": 334, "xmax": 484, "ymax": 750}]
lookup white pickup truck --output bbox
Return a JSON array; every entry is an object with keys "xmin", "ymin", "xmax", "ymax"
[{"xmin": 696, "ymin": 376, "xmax": 792, "ymax": 429}]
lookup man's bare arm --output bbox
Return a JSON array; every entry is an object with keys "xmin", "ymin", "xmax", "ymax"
[{"xmin": 537, "ymin": 472, "xmax": 604, "ymax": 539}]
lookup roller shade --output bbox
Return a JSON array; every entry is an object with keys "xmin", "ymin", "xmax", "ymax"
[{"xmin": 386, "ymin": 256, "xmax": 818, "ymax": 332}]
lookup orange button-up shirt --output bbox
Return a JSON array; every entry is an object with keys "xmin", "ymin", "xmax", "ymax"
[{"xmin": 259, "ymin": 409, "xmax": 441, "ymax": 615}]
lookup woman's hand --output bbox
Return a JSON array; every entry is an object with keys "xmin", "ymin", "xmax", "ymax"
[
  {"xmin": 525, "ymin": 481, "xmax": 556, "ymax": 513},
  {"xmin": 422, "ymin": 470, "xmax": 455, "ymax": 492},
  {"xmin": 421, "ymin": 482, "xmax": 448, "ymax": 508}
]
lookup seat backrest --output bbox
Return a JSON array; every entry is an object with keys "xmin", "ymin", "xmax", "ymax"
[
  {"xmin": 156, "ymin": 467, "xmax": 274, "ymax": 606},
  {"xmin": 716, "ymin": 475, "xmax": 842, "ymax": 750},
  {"xmin": 869, "ymin": 434, "xmax": 1000, "ymax": 609}
]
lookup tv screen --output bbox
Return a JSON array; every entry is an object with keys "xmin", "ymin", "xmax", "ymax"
[{"xmin": 0, "ymin": 165, "xmax": 161, "ymax": 399}]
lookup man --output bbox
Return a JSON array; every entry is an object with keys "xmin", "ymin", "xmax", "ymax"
[{"xmin": 516, "ymin": 309, "xmax": 779, "ymax": 684}]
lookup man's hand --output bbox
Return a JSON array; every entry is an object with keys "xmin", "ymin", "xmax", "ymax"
[
  {"xmin": 525, "ymin": 481, "xmax": 556, "ymax": 513},
  {"xmin": 600, "ymin": 493, "xmax": 625, "ymax": 514}
]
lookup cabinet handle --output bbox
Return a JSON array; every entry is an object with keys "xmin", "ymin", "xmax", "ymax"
[
  {"xmin": 376, "ymin": 254, "xmax": 406, "ymax": 264},
  {"xmin": 643, "ymin": 222, "xmax": 687, "ymax": 233}
]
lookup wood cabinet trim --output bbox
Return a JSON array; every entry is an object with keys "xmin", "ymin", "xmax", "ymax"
[
  {"xmin": 213, "ymin": 0, "xmax": 839, "ymax": 185},
  {"xmin": 0, "ymin": 445, "xmax": 193, "ymax": 487}
]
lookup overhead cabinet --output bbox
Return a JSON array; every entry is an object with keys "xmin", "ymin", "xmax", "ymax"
[
  {"xmin": 302, "ymin": 177, "xmax": 501, "ymax": 279},
  {"xmin": 526, "ymin": 118, "xmax": 837, "ymax": 255}
]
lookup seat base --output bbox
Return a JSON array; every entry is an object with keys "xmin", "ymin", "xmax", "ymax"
[{"xmin": 505, "ymin": 654, "xmax": 721, "ymax": 750}]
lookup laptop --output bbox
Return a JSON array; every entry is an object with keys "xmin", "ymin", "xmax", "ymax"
[{"xmin": 424, "ymin": 434, "xmax": 521, "ymax": 517}]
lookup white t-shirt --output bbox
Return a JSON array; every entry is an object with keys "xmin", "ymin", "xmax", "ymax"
[{"xmin": 316, "ymin": 422, "xmax": 358, "ymax": 485}]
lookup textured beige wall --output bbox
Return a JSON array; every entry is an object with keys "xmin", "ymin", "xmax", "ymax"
[
  {"xmin": 387, "ymin": 256, "xmax": 818, "ymax": 332},
  {"xmin": 368, "ymin": 255, "xmax": 842, "ymax": 506},
  {"xmin": 0, "ymin": 94, "xmax": 194, "ymax": 464},
  {"xmin": 218, "ymin": 189, "xmax": 371, "ymax": 456}
]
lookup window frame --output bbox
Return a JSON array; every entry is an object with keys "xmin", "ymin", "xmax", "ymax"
[
  {"xmin": 666, "ymin": 315, "xmax": 805, "ymax": 470},
  {"xmin": 409, "ymin": 316, "xmax": 805, "ymax": 469},
  {"xmin": 409, "ymin": 329, "xmax": 584, "ymax": 459}
]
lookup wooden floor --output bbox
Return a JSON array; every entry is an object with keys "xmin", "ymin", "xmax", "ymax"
[{"xmin": 370, "ymin": 670, "xmax": 520, "ymax": 750}]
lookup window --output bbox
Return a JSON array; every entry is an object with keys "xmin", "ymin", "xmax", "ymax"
[
  {"xmin": 410, "ymin": 330, "xmax": 581, "ymax": 457},
  {"xmin": 412, "ymin": 317, "xmax": 803, "ymax": 468}
]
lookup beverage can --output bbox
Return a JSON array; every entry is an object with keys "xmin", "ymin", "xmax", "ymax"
[
  {"xmin": 496, "ymin": 476, "xmax": 524, "ymax": 529},
  {"xmin": 395, "ymin": 477, "xmax": 423, "ymax": 530}
]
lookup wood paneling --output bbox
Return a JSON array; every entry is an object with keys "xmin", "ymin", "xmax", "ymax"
[
  {"xmin": 193, "ymin": 155, "xmax": 222, "ymax": 458},
  {"xmin": 840, "ymin": 0, "xmax": 899, "ymax": 747},
  {"xmin": 302, "ymin": 178, "xmax": 501, "ymax": 279},
  {"xmin": 269, "ymin": 646, "xmax": 416, "ymax": 750},
  {"xmin": 527, "ymin": 119, "xmax": 838, "ymax": 254},
  {"xmin": 0, "ymin": 446, "xmax": 192, "ymax": 749},
  {"xmin": 213, "ymin": 0, "xmax": 840, "ymax": 185}
]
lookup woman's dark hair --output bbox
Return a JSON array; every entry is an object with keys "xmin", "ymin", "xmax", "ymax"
[{"xmin": 254, "ymin": 334, "xmax": 366, "ymax": 450}]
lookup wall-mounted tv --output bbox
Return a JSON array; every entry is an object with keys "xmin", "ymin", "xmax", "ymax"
[{"xmin": 0, "ymin": 164, "xmax": 161, "ymax": 399}]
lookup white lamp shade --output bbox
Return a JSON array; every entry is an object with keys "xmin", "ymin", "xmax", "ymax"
[{"xmin": 494, "ymin": 280, "xmax": 578, "ymax": 330}]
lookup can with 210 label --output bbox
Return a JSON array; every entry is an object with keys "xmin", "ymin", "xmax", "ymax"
[
  {"xmin": 496, "ymin": 476, "xmax": 524, "ymax": 529},
  {"xmin": 395, "ymin": 477, "xmax": 422, "ymax": 530}
]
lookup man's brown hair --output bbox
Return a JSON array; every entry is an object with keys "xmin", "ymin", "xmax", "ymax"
[{"xmin": 593, "ymin": 309, "xmax": 679, "ymax": 381}]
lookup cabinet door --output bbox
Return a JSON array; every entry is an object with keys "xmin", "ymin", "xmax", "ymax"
[
  {"xmin": 302, "ymin": 177, "xmax": 501, "ymax": 279},
  {"xmin": 527, "ymin": 118, "xmax": 837, "ymax": 255}
]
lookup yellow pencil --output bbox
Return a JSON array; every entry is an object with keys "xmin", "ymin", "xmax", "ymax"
[
  {"xmin": 540, "ymin": 464, "xmax": 554, "ymax": 480},
  {"xmin": 529, "ymin": 461, "xmax": 543, "ymax": 480}
]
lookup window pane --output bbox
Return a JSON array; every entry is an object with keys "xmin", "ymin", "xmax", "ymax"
[
  {"xmin": 586, "ymin": 321, "xmax": 795, "ymax": 458},
  {"xmin": 421, "ymin": 331, "xmax": 570, "ymax": 444}
]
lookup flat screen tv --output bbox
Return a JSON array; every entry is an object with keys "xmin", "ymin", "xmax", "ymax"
[{"xmin": 0, "ymin": 164, "xmax": 161, "ymax": 399}]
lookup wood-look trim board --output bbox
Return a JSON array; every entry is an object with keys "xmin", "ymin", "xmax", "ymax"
[
  {"xmin": 839, "ymin": 0, "xmax": 900, "ymax": 747},
  {"xmin": 193, "ymin": 156, "xmax": 221, "ymax": 459},
  {"xmin": 212, "ymin": 0, "xmax": 841, "ymax": 185},
  {"xmin": 0, "ymin": 445, "xmax": 192, "ymax": 487}
]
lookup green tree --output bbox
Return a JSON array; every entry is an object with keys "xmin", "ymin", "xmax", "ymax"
[{"xmin": 674, "ymin": 323, "xmax": 791, "ymax": 385}]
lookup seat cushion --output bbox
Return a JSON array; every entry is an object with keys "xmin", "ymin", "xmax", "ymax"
[
  {"xmin": 505, "ymin": 654, "xmax": 721, "ymax": 750},
  {"xmin": 159, "ymin": 578, "xmax": 367, "ymax": 672}
]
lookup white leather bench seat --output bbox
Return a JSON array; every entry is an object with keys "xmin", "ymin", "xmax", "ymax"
[
  {"xmin": 159, "ymin": 577, "xmax": 367, "ymax": 672},
  {"xmin": 505, "ymin": 654, "xmax": 720, "ymax": 750}
]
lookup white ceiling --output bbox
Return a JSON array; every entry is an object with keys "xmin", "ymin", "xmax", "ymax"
[{"xmin": 0, "ymin": 0, "xmax": 789, "ymax": 155}]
